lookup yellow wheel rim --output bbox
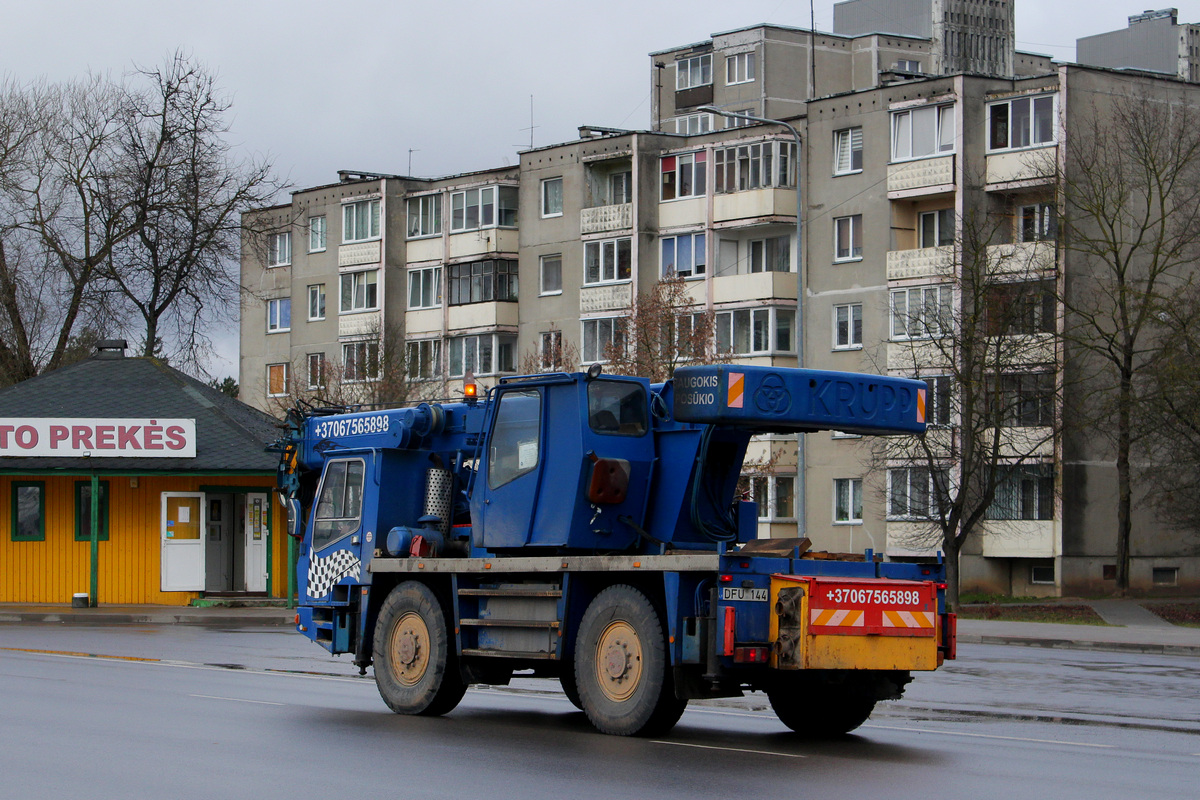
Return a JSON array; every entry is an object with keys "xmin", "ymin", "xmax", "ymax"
[
  {"xmin": 390, "ymin": 610, "xmax": 430, "ymax": 687},
  {"xmin": 595, "ymin": 620, "xmax": 643, "ymax": 703}
]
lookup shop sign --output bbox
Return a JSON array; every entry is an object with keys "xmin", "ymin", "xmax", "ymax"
[{"xmin": 0, "ymin": 418, "xmax": 197, "ymax": 458}]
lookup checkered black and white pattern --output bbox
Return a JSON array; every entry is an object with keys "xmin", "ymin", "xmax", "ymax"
[{"xmin": 307, "ymin": 548, "xmax": 361, "ymax": 599}]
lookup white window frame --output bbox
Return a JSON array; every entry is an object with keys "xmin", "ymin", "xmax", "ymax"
[
  {"xmin": 746, "ymin": 235, "xmax": 791, "ymax": 273},
  {"xmin": 676, "ymin": 54, "xmax": 713, "ymax": 90},
  {"xmin": 541, "ymin": 177, "xmax": 563, "ymax": 218},
  {"xmin": 987, "ymin": 94, "xmax": 1056, "ymax": 153},
  {"xmin": 449, "ymin": 185, "xmax": 518, "ymax": 232},
  {"xmin": 919, "ymin": 209, "xmax": 956, "ymax": 248},
  {"xmin": 540, "ymin": 254, "xmax": 562, "ymax": 295},
  {"xmin": 342, "ymin": 340, "xmax": 380, "ymax": 383},
  {"xmin": 714, "ymin": 141, "xmax": 797, "ymax": 193},
  {"xmin": 447, "ymin": 333, "xmax": 517, "ymax": 378},
  {"xmin": 342, "ymin": 198, "xmax": 381, "ymax": 244},
  {"xmin": 307, "ymin": 284, "xmax": 325, "ymax": 321},
  {"xmin": 584, "ymin": 237, "xmax": 632, "ymax": 286},
  {"xmin": 405, "ymin": 339, "xmax": 441, "ymax": 381},
  {"xmin": 407, "ymin": 266, "xmax": 441, "ymax": 310},
  {"xmin": 266, "ymin": 363, "xmax": 288, "ymax": 398},
  {"xmin": 891, "ymin": 103, "xmax": 956, "ymax": 162},
  {"xmin": 267, "ymin": 232, "xmax": 291, "ymax": 267},
  {"xmin": 834, "ymin": 215, "xmax": 863, "ymax": 262},
  {"xmin": 267, "ymin": 298, "xmax": 290, "ymax": 333},
  {"xmin": 540, "ymin": 330, "xmax": 563, "ymax": 370},
  {"xmin": 890, "ymin": 285, "xmax": 951, "ymax": 340},
  {"xmin": 896, "ymin": 59, "xmax": 921, "ymax": 72},
  {"xmin": 715, "ymin": 307, "xmax": 794, "ymax": 356},
  {"xmin": 985, "ymin": 463, "xmax": 1054, "ymax": 521},
  {"xmin": 660, "ymin": 152, "xmax": 707, "ymax": 201},
  {"xmin": 744, "ymin": 475, "xmax": 796, "ymax": 521},
  {"xmin": 833, "ymin": 303, "xmax": 863, "ymax": 350},
  {"xmin": 725, "ymin": 52, "xmax": 756, "ymax": 85},
  {"xmin": 660, "ymin": 232, "xmax": 706, "ymax": 278},
  {"xmin": 308, "ymin": 216, "xmax": 326, "ymax": 253},
  {"xmin": 675, "ymin": 113, "xmax": 713, "ymax": 135},
  {"xmin": 724, "ymin": 110, "xmax": 755, "ymax": 129},
  {"xmin": 406, "ymin": 194, "xmax": 442, "ymax": 239},
  {"xmin": 833, "ymin": 478, "xmax": 863, "ymax": 524},
  {"xmin": 833, "ymin": 127, "xmax": 863, "ymax": 175},
  {"xmin": 923, "ymin": 375, "xmax": 953, "ymax": 427},
  {"xmin": 340, "ymin": 269, "xmax": 379, "ymax": 314},
  {"xmin": 306, "ymin": 353, "xmax": 325, "ymax": 390},
  {"xmin": 1017, "ymin": 202, "xmax": 1057, "ymax": 243},
  {"xmin": 581, "ymin": 317, "xmax": 626, "ymax": 364},
  {"xmin": 887, "ymin": 466, "xmax": 950, "ymax": 520}
]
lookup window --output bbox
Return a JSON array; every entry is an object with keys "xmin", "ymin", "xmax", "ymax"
[
  {"xmin": 740, "ymin": 475, "xmax": 797, "ymax": 521},
  {"xmin": 834, "ymin": 127, "xmax": 863, "ymax": 174},
  {"xmin": 407, "ymin": 195, "xmax": 442, "ymax": 238},
  {"xmin": 986, "ymin": 463, "xmax": 1054, "ymax": 520},
  {"xmin": 342, "ymin": 198, "xmax": 381, "ymax": 243},
  {"xmin": 74, "ymin": 481, "xmax": 109, "ymax": 543},
  {"xmin": 724, "ymin": 109, "xmax": 755, "ymax": 129},
  {"xmin": 10, "ymin": 481, "xmax": 44, "ymax": 541},
  {"xmin": 888, "ymin": 467, "xmax": 950, "ymax": 519},
  {"xmin": 540, "ymin": 330, "xmax": 563, "ymax": 370},
  {"xmin": 984, "ymin": 280, "xmax": 1055, "ymax": 336},
  {"xmin": 924, "ymin": 376, "xmax": 953, "ymax": 426},
  {"xmin": 714, "ymin": 141, "xmax": 797, "ymax": 192},
  {"xmin": 540, "ymin": 254, "xmax": 562, "ymax": 295},
  {"xmin": 448, "ymin": 333, "xmax": 517, "ymax": 377},
  {"xmin": 1018, "ymin": 202, "xmax": 1056, "ymax": 242},
  {"xmin": 541, "ymin": 178, "xmax": 563, "ymax": 218},
  {"xmin": 447, "ymin": 260, "xmax": 518, "ymax": 305},
  {"xmin": 1152, "ymin": 567, "xmax": 1179, "ymax": 586},
  {"xmin": 891, "ymin": 103, "xmax": 956, "ymax": 161},
  {"xmin": 408, "ymin": 266, "xmax": 441, "ymax": 310},
  {"xmin": 582, "ymin": 317, "xmax": 626, "ymax": 363},
  {"xmin": 726, "ymin": 52, "xmax": 756, "ymax": 84},
  {"xmin": 833, "ymin": 303, "xmax": 863, "ymax": 349},
  {"xmin": 834, "ymin": 478, "xmax": 863, "ymax": 523},
  {"xmin": 986, "ymin": 373, "xmax": 1055, "ymax": 427},
  {"xmin": 308, "ymin": 216, "xmax": 327, "ymax": 252},
  {"xmin": 488, "ymin": 389, "xmax": 542, "ymax": 489},
  {"xmin": 342, "ymin": 340, "xmax": 380, "ymax": 383},
  {"xmin": 750, "ymin": 235, "xmax": 791, "ymax": 272},
  {"xmin": 267, "ymin": 298, "xmax": 291, "ymax": 333},
  {"xmin": 896, "ymin": 59, "xmax": 922, "ymax": 72},
  {"xmin": 919, "ymin": 209, "xmax": 955, "ymax": 248},
  {"xmin": 584, "ymin": 237, "xmax": 632, "ymax": 285},
  {"xmin": 676, "ymin": 54, "xmax": 712, "ymax": 90},
  {"xmin": 588, "ymin": 380, "xmax": 649, "ymax": 437},
  {"xmin": 406, "ymin": 339, "xmax": 441, "ymax": 381},
  {"xmin": 661, "ymin": 233, "xmax": 706, "ymax": 278},
  {"xmin": 834, "ymin": 215, "xmax": 863, "ymax": 261},
  {"xmin": 988, "ymin": 95, "xmax": 1055, "ymax": 152},
  {"xmin": 715, "ymin": 307, "xmax": 794, "ymax": 355},
  {"xmin": 609, "ymin": 171, "xmax": 633, "ymax": 204},
  {"xmin": 661, "ymin": 152, "xmax": 707, "ymax": 201},
  {"xmin": 675, "ymin": 113, "xmax": 713, "ymax": 135},
  {"xmin": 307, "ymin": 353, "xmax": 326, "ymax": 389},
  {"xmin": 312, "ymin": 459, "xmax": 365, "ymax": 551},
  {"xmin": 267, "ymin": 232, "xmax": 291, "ymax": 267},
  {"xmin": 1030, "ymin": 562, "xmax": 1056, "ymax": 585},
  {"xmin": 890, "ymin": 285, "xmax": 951, "ymax": 339},
  {"xmin": 267, "ymin": 363, "xmax": 288, "ymax": 397},
  {"xmin": 450, "ymin": 186, "xmax": 518, "ymax": 232},
  {"xmin": 340, "ymin": 269, "xmax": 379, "ymax": 313},
  {"xmin": 308, "ymin": 285, "xmax": 326, "ymax": 321}
]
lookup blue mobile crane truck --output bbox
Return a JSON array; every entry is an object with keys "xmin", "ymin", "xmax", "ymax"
[{"xmin": 274, "ymin": 364, "xmax": 956, "ymax": 736}]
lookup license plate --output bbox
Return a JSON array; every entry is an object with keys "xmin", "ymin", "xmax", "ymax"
[{"xmin": 721, "ymin": 587, "xmax": 768, "ymax": 602}]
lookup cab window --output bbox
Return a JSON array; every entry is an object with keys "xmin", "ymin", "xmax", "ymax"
[
  {"xmin": 588, "ymin": 380, "xmax": 648, "ymax": 436},
  {"xmin": 313, "ymin": 458, "xmax": 365, "ymax": 550},
  {"xmin": 488, "ymin": 390, "xmax": 541, "ymax": 489}
]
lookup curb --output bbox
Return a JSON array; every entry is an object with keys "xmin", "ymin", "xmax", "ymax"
[
  {"xmin": 0, "ymin": 611, "xmax": 294, "ymax": 628},
  {"xmin": 958, "ymin": 632, "xmax": 1200, "ymax": 658}
]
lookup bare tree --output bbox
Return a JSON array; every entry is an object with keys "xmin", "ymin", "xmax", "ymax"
[
  {"xmin": 518, "ymin": 322, "xmax": 580, "ymax": 375},
  {"xmin": 602, "ymin": 275, "xmax": 726, "ymax": 381},
  {"xmin": 1055, "ymin": 92, "xmax": 1200, "ymax": 591},
  {"xmin": 880, "ymin": 202, "xmax": 1062, "ymax": 609}
]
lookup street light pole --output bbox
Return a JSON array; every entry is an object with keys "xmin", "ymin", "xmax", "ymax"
[{"xmin": 698, "ymin": 106, "xmax": 806, "ymax": 535}]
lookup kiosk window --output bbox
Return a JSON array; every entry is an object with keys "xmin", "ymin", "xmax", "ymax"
[
  {"xmin": 488, "ymin": 390, "xmax": 541, "ymax": 489},
  {"xmin": 313, "ymin": 459, "xmax": 365, "ymax": 550},
  {"xmin": 588, "ymin": 381, "xmax": 648, "ymax": 436}
]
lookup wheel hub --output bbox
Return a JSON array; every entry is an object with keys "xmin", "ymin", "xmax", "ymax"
[
  {"xmin": 391, "ymin": 611, "xmax": 430, "ymax": 687},
  {"xmin": 596, "ymin": 620, "xmax": 642, "ymax": 702}
]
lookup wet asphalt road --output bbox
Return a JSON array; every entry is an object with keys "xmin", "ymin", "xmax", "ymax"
[{"xmin": 1, "ymin": 625, "xmax": 1197, "ymax": 799}]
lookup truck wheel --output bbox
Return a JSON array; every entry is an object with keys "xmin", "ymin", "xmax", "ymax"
[
  {"xmin": 767, "ymin": 675, "xmax": 876, "ymax": 736},
  {"xmin": 560, "ymin": 667, "xmax": 583, "ymax": 710},
  {"xmin": 374, "ymin": 581, "xmax": 467, "ymax": 717},
  {"xmin": 575, "ymin": 585, "xmax": 686, "ymax": 736}
]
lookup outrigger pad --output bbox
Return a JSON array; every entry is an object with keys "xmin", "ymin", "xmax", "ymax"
[{"xmin": 737, "ymin": 537, "xmax": 812, "ymax": 557}]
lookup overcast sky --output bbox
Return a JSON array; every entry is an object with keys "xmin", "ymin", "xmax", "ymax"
[{"xmin": 6, "ymin": 0, "xmax": 1200, "ymax": 377}]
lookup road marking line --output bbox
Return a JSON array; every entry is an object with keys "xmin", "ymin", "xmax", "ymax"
[
  {"xmin": 864, "ymin": 723, "xmax": 1115, "ymax": 748},
  {"xmin": 189, "ymin": 694, "xmax": 286, "ymax": 706},
  {"xmin": 1, "ymin": 646, "xmax": 160, "ymax": 662},
  {"xmin": 651, "ymin": 740, "xmax": 806, "ymax": 758}
]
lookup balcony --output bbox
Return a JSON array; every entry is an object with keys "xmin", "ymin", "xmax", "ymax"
[
  {"xmin": 887, "ymin": 246, "xmax": 954, "ymax": 281},
  {"xmin": 675, "ymin": 84, "xmax": 713, "ymax": 110},
  {"xmin": 447, "ymin": 228, "xmax": 518, "ymax": 260},
  {"xmin": 887, "ymin": 155, "xmax": 955, "ymax": 198},
  {"xmin": 713, "ymin": 188, "xmax": 796, "ymax": 224},
  {"xmin": 338, "ymin": 309, "xmax": 381, "ymax": 339},
  {"xmin": 405, "ymin": 237, "xmax": 443, "ymax": 264},
  {"xmin": 580, "ymin": 203, "xmax": 632, "ymax": 235},
  {"xmin": 658, "ymin": 197, "xmax": 705, "ymax": 229},
  {"xmin": 979, "ymin": 519, "xmax": 1057, "ymax": 558},
  {"xmin": 580, "ymin": 282, "xmax": 633, "ymax": 313},
  {"xmin": 712, "ymin": 271, "xmax": 797, "ymax": 304},
  {"xmin": 405, "ymin": 308, "xmax": 441, "ymax": 335},
  {"xmin": 886, "ymin": 522, "xmax": 941, "ymax": 558},
  {"xmin": 886, "ymin": 340, "xmax": 951, "ymax": 372},
  {"xmin": 986, "ymin": 241, "xmax": 1056, "ymax": 276},
  {"xmin": 985, "ymin": 146, "xmax": 1055, "ymax": 188},
  {"xmin": 447, "ymin": 302, "xmax": 518, "ymax": 332},
  {"xmin": 338, "ymin": 240, "xmax": 381, "ymax": 267}
]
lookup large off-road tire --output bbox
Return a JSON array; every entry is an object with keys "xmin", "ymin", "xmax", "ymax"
[
  {"xmin": 373, "ymin": 581, "xmax": 467, "ymax": 717},
  {"xmin": 767, "ymin": 672, "xmax": 880, "ymax": 736},
  {"xmin": 574, "ymin": 585, "xmax": 687, "ymax": 736},
  {"xmin": 560, "ymin": 666, "xmax": 583, "ymax": 710}
]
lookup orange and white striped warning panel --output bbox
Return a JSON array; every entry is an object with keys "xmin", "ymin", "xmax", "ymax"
[{"xmin": 803, "ymin": 576, "xmax": 937, "ymax": 637}]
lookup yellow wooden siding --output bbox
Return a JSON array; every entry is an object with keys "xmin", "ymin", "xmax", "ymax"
[{"xmin": 0, "ymin": 474, "xmax": 287, "ymax": 605}]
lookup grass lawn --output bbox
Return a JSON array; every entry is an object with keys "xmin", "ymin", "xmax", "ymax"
[{"xmin": 956, "ymin": 603, "xmax": 1110, "ymax": 625}]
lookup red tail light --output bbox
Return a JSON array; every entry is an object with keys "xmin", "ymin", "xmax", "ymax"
[{"xmin": 722, "ymin": 606, "xmax": 736, "ymax": 656}]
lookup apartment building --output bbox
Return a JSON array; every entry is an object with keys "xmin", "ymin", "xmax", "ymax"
[
  {"xmin": 241, "ymin": 5, "xmax": 1199, "ymax": 595},
  {"xmin": 1077, "ymin": 8, "xmax": 1200, "ymax": 83}
]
